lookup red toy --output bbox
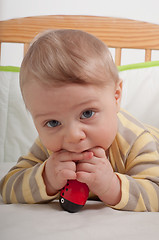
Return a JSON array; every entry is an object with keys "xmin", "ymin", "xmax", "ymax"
[{"xmin": 60, "ymin": 180, "xmax": 89, "ymax": 213}]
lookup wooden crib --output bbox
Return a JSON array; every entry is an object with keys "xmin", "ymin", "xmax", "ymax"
[{"xmin": 0, "ymin": 15, "xmax": 159, "ymax": 66}]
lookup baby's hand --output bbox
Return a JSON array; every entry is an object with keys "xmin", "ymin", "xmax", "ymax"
[
  {"xmin": 76, "ymin": 147, "xmax": 121, "ymax": 205},
  {"xmin": 42, "ymin": 150, "xmax": 92, "ymax": 196}
]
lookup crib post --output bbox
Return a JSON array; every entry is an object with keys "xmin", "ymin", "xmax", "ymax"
[
  {"xmin": 24, "ymin": 43, "xmax": 30, "ymax": 56},
  {"xmin": 145, "ymin": 49, "xmax": 152, "ymax": 62},
  {"xmin": 115, "ymin": 48, "xmax": 122, "ymax": 66}
]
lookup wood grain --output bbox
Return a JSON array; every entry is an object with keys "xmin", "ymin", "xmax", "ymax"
[{"xmin": 1, "ymin": 15, "xmax": 159, "ymax": 65}]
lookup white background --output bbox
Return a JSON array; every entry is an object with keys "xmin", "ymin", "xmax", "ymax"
[{"xmin": 1, "ymin": 0, "xmax": 159, "ymax": 66}]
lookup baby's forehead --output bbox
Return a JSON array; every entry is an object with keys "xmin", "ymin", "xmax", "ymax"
[{"xmin": 23, "ymin": 81, "xmax": 104, "ymax": 113}]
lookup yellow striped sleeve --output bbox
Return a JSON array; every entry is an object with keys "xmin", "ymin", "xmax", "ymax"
[
  {"xmin": 0, "ymin": 138, "xmax": 58, "ymax": 203},
  {"xmin": 135, "ymin": 179, "xmax": 159, "ymax": 212},
  {"xmin": 111, "ymin": 173, "xmax": 130, "ymax": 210},
  {"xmin": 22, "ymin": 169, "xmax": 36, "ymax": 203},
  {"xmin": 111, "ymin": 109, "xmax": 159, "ymax": 211}
]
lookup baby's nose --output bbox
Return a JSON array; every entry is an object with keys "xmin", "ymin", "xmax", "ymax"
[{"xmin": 64, "ymin": 125, "xmax": 86, "ymax": 144}]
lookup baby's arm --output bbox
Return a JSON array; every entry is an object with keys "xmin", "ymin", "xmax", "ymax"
[
  {"xmin": 0, "ymin": 138, "xmax": 56, "ymax": 203},
  {"xmin": 75, "ymin": 132, "xmax": 159, "ymax": 211},
  {"xmin": 111, "ymin": 132, "xmax": 159, "ymax": 212},
  {"xmin": 0, "ymin": 137, "xmax": 92, "ymax": 204}
]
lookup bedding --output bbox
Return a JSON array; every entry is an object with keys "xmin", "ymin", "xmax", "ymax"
[
  {"xmin": 119, "ymin": 61, "xmax": 159, "ymax": 128},
  {"xmin": 0, "ymin": 66, "xmax": 37, "ymax": 163}
]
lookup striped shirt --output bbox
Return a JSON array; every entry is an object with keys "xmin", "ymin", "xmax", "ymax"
[{"xmin": 1, "ymin": 109, "xmax": 159, "ymax": 211}]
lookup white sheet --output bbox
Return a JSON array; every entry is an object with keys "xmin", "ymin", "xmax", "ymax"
[
  {"xmin": 0, "ymin": 163, "xmax": 159, "ymax": 240},
  {"xmin": 120, "ymin": 65, "xmax": 159, "ymax": 128},
  {"xmin": 0, "ymin": 71, "xmax": 37, "ymax": 162}
]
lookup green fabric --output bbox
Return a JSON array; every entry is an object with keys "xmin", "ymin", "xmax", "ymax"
[
  {"xmin": 0, "ymin": 66, "xmax": 20, "ymax": 72},
  {"xmin": 118, "ymin": 61, "xmax": 159, "ymax": 72},
  {"xmin": 0, "ymin": 61, "xmax": 159, "ymax": 73}
]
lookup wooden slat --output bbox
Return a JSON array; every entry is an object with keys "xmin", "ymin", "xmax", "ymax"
[
  {"xmin": 145, "ymin": 49, "xmax": 152, "ymax": 62},
  {"xmin": 115, "ymin": 48, "xmax": 122, "ymax": 66},
  {"xmin": 24, "ymin": 43, "xmax": 30, "ymax": 56},
  {"xmin": 0, "ymin": 15, "xmax": 159, "ymax": 50}
]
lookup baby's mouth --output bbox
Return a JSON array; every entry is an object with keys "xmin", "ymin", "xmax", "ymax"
[{"xmin": 61, "ymin": 148, "xmax": 92, "ymax": 154}]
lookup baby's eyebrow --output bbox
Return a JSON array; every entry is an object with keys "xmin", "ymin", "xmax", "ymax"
[
  {"xmin": 34, "ymin": 111, "xmax": 57, "ymax": 119},
  {"xmin": 74, "ymin": 99, "xmax": 98, "ymax": 108},
  {"xmin": 34, "ymin": 99, "xmax": 98, "ymax": 119}
]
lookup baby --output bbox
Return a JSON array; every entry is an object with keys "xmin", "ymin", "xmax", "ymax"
[{"xmin": 1, "ymin": 29, "xmax": 159, "ymax": 211}]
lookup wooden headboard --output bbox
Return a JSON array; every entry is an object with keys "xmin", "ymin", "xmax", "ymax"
[{"xmin": 0, "ymin": 15, "xmax": 159, "ymax": 66}]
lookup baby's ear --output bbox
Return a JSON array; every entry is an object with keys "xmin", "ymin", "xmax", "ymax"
[{"xmin": 115, "ymin": 79, "xmax": 122, "ymax": 112}]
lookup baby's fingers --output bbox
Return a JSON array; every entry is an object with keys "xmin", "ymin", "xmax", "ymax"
[
  {"xmin": 88, "ymin": 147, "xmax": 106, "ymax": 158},
  {"xmin": 60, "ymin": 169, "xmax": 77, "ymax": 180},
  {"xmin": 54, "ymin": 150, "xmax": 93, "ymax": 162},
  {"xmin": 76, "ymin": 171, "xmax": 93, "ymax": 186}
]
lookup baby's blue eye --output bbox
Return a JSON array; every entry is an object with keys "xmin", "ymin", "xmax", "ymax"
[
  {"xmin": 81, "ymin": 110, "xmax": 95, "ymax": 119},
  {"xmin": 46, "ymin": 120, "xmax": 61, "ymax": 128}
]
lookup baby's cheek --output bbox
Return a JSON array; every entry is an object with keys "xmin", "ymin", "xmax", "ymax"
[
  {"xmin": 40, "ymin": 136, "xmax": 61, "ymax": 152},
  {"xmin": 97, "ymin": 127, "xmax": 116, "ymax": 150}
]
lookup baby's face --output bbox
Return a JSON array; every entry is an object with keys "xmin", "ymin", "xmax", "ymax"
[{"xmin": 23, "ymin": 81, "xmax": 122, "ymax": 154}]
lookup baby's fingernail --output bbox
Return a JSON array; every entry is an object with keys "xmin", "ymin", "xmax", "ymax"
[{"xmin": 84, "ymin": 151, "xmax": 93, "ymax": 159}]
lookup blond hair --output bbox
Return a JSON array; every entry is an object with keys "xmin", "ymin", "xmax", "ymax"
[{"xmin": 20, "ymin": 29, "xmax": 119, "ymax": 90}]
